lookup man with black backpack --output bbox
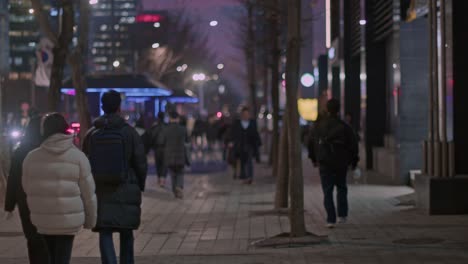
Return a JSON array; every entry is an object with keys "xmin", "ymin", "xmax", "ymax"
[
  {"xmin": 83, "ymin": 90, "xmax": 147, "ymax": 264},
  {"xmin": 308, "ymin": 99, "xmax": 359, "ymax": 229}
]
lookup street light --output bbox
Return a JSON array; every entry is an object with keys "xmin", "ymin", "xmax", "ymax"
[
  {"xmin": 209, "ymin": 20, "xmax": 218, "ymax": 27},
  {"xmin": 217, "ymin": 63, "xmax": 224, "ymax": 70},
  {"xmin": 28, "ymin": 8, "xmax": 34, "ymax": 14},
  {"xmin": 153, "ymin": 22, "xmax": 161, "ymax": 28},
  {"xmin": 193, "ymin": 73, "xmax": 207, "ymax": 115},
  {"xmin": 113, "ymin": 60, "xmax": 120, "ymax": 68}
]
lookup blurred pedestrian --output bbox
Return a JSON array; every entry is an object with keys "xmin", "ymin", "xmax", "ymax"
[
  {"xmin": 229, "ymin": 107, "xmax": 261, "ymax": 184},
  {"xmin": 4, "ymin": 115, "xmax": 50, "ymax": 264},
  {"xmin": 159, "ymin": 111, "xmax": 190, "ymax": 199},
  {"xmin": 83, "ymin": 90, "xmax": 147, "ymax": 264},
  {"xmin": 309, "ymin": 99, "xmax": 359, "ymax": 229},
  {"xmin": 22, "ymin": 113, "xmax": 97, "ymax": 264},
  {"xmin": 148, "ymin": 112, "xmax": 167, "ymax": 187}
]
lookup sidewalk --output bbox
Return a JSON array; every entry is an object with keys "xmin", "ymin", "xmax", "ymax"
[{"xmin": 0, "ymin": 159, "xmax": 467, "ymax": 263}]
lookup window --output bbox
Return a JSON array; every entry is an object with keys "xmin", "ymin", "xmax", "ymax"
[{"xmin": 14, "ymin": 57, "xmax": 23, "ymax": 66}]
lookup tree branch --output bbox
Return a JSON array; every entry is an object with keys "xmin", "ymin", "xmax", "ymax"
[{"xmin": 30, "ymin": 0, "xmax": 58, "ymax": 45}]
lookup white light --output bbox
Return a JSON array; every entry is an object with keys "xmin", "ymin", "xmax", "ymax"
[
  {"xmin": 185, "ymin": 89, "xmax": 194, "ymax": 96},
  {"xmin": 393, "ymin": 63, "xmax": 397, "ymax": 69},
  {"xmin": 328, "ymin": 47, "xmax": 335, "ymax": 59},
  {"xmin": 113, "ymin": 60, "xmax": 120, "ymax": 68},
  {"xmin": 28, "ymin": 8, "xmax": 34, "ymax": 14},
  {"xmin": 209, "ymin": 20, "xmax": 218, "ymax": 27},
  {"xmin": 314, "ymin": 68, "xmax": 319, "ymax": 79},
  {"xmin": 199, "ymin": 73, "xmax": 206, "ymax": 81},
  {"xmin": 340, "ymin": 73, "xmax": 346, "ymax": 81},
  {"xmin": 176, "ymin": 66, "xmax": 183, "ymax": 72},
  {"xmin": 267, "ymin": 114, "xmax": 273, "ymax": 120},
  {"xmin": 359, "ymin": 20, "xmax": 367, "ymax": 25},
  {"xmin": 10, "ymin": 130, "xmax": 21, "ymax": 139},
  {"xmin": 100, "ymin": 24, "xmax": 107, "ymax": 31},
  {"xmin": 360, "ymin": 73, "xmax": 367, "ymax": 81},
  {"xmin": 325, "ymin": 0, "xmax": 331, "ymax": 48},
  {"xmin": 152, "ymin": 43, "xmax": 160, "ymax": 49},
  {"xmin": 193, "ymin": 73, "xmax": 206, "ymax": 81},
  {"xmin": 153, "ymin": 22, "xmax": 161, "ymax": 28},
  {"xmin": 182, "ymin": 64, "xmax": 188, "ymax": 70},
  {"xmin": 282, "ymin": 73, "xmax": 286, "ymax": 80},
  {"xmin": 218, "ymin": 85, "xmax": 226, "ymax": 94},
  {"xmin": 217, "ymin": 63, "xmax": 224, "ymax": 70},
  {"xmin": 89, "ymin": 0, "xmax": 98, "ymax": 5},
  {"xmin": 300, "ymin": 73, "xmax": 315, "ymax": 87}
]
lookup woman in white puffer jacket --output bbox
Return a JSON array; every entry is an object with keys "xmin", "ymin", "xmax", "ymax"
[{"xmin": 22, "ymin": 113, "xmax": 97, "ymax": 264}]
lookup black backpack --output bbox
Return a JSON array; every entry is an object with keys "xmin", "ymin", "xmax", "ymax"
[
  {"xmin": 317, "ymin": 121, "xmax": 348, "ymax": 167},
  {"xmin": 89, "ymin": 123, "xmax": 128, "ymax": 185}
]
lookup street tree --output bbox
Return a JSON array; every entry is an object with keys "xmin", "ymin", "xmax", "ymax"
[
  {"xmin": 285, "ymin": 0, "xmax": 306, "ymax": 237},
  {"xmin": 30, "ymin": 0, "xmax": 73, "ymax": 112}
]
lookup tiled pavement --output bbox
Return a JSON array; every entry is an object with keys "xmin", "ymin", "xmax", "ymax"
[{"xmin": 1, "ymin": 160, "xmax": 468, "ymax": 263}]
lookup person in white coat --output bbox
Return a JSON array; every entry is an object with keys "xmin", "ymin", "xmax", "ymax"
[{"xmin": 22, "ymin": 113, "xmax": 97, "ymax": 264}]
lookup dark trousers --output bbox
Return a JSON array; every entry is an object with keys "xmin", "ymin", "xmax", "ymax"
[
  {"xmin": 99, "ymin": 229, "xmax": 134, "ymax": 264},
  {"xmin": 43, "ymin": 235, "xmax": 75, "ymax": 264},
  {"xmin": 154, "ymin": 149, "xmax": 167, "ymax": 179},
  {"xmin": 168, "ymin": 165, "xmax": 185, "ymax": 193},
  {"xmin": 240, "ymin": 154, "xmax": 254, "ymax": 180},
  {"xmin": 17, "ymin": 200, "xmax": 50, "ymax": 264},
  {"xmin": 319, "ymin": 167, "xmax": 348, "ymax": 224}
]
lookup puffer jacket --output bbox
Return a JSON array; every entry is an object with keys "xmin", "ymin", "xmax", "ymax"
[
  {"xmin": 83, "ymin": 114, "xmax": 147, "ymax": 231},
  {"xmin": 22, "ymin": 134, "xmax": 97, "ymax": 235}
]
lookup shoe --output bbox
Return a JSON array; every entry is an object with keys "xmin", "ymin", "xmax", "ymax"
[
  {"xmin": 159, "ymin": 179, "xmax": 166, "ymax": 188},
  {"xmin": 175, "ymin": 187, "xmax": 184, "ymax": 199},
  {"xmin": 338, "ymin": 217, "xmax": 347, "ymax": 224},
  {"xmin": 326, "ymin": 223, "xmax": 335, "ymax": 229}
]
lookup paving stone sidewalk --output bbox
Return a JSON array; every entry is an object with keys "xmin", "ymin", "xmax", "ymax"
[{"xmin": 0, "ymin": 160, "xmax": 467, "ymax": 263}]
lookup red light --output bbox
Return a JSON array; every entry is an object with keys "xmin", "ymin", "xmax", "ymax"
[
  {"xmin": 66, "ymin": 129, "xmax": 75, "ymax": 134},
  {"xmin": 136, "ymin": 14, "xmax": 163, "ymax": 23},
  {"xmin": 71, "ymin": 123, "xmax": 80, "ymax": 128},
  {"xmin": 216, "ymin": 112, "xmax": 223, "ymax": 118}
]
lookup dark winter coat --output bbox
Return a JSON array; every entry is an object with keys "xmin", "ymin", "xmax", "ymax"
[
  {"xmin": 308, "ymin": 115, "xmax": 359, "ymax": 170},
  {"xmin": 159, "ymin": 122, "xmax": 189, "ymax": 167},
  {"xmin": 4, "ymin": 141, "xmax": 40, "ymax": 238},
  {"xmin": 83, "ymin": 114, "xmax": 147, "ymax": 231},
  {"xmin": 229, "ymin": 119, "xmax": 261, "ymax": 161}
]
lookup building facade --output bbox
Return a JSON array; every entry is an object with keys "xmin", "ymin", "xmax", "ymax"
[{"xmin": 89, "ymin": 0, "xmax": 139, "ymax": 72}]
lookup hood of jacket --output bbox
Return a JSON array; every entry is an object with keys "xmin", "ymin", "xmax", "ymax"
[
  {"xmin": 93, "ymin": 114, "xmax": 127, "ymax": 130},
  {"xmin": 41, "ymin": 133, "xmax": 74, "ymax": 154}
]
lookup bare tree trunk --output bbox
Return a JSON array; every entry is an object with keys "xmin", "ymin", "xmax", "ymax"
[
  {"xmin": 274, "ymin": 116, "xmax": 289, "ymax": 209},
  {"xmin": 270, "ymin": 1, "xmax": 280, "ymax": 176},
  {"xmin": 48, "ymin": 0, "xmax": 74, "ymax": 112},
  {"xmin": 70, "ymin": 0, "xmax": 91, "ymax": 142},
  {"xmin": 286, "ymin": 0, "xmax": 306, "ymax": 237},
  {"xmin": 247, "ymin": 1, "xmax": 258, "ymax": 115}
]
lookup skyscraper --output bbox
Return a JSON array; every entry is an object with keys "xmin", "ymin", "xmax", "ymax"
[
  {"xmin": 89, "ymin": 0, "xmax": 139, "ymax": 72},
  {"xmin": 0, "ymin": 0, "xmax": 8, "ymax": 76}
]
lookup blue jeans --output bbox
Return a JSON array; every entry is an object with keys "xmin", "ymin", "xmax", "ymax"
[
  {"xmin": 99, "ymin": 229, "xmax": 134, "ymax": 264},
  {"xmin": 319, "ymin": 167, "xmax": 348, "ymax": 224}
]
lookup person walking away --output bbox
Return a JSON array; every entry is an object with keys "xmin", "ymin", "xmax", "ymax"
[
  {"xmin": 229, "ymin": 107, "xmax": 261, "ymax": 184},
  {"xmin": 22, "ymin": 113, "xmax": 97, "ymax": 264},
  {"xmin": 4, "ymin": 115, "xmax": 50, "ymax": 264},
  {"xmin": 148, "ymin": 112, "xmax": 167, "ymax": 187},
  {"xmin": 83, "ymin": 90, "xmax": 147, "ymax": 264},
  {"xmin": 159, "ymin": 111, "xmax": 190, "ymax": 199},
  {"xmin": 309, "ymin": 99, "xmax": 359, "ymax": 228}
]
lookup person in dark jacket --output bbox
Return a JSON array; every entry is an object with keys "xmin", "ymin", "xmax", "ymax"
[
  {"xmin": 229, "ymin": 107, "xmax": 261, "ymax": 184},
  {"xmin": 308, "ymin": 99, "xmax": 359, "ymax": 229},
  {"xmin": 83, "ymin": 90, "xmax": 147, "ymax": 264},
  {"xmin": 159, "ymin": 111, "xmax": 189, "ymax": 199},
  {"xmin": 4, "ymin": 115, "xmax": 50, "ymax": 264},
  {"xmin": 147, "ymin": 112, "xmax": 167, "ymax": 187}
]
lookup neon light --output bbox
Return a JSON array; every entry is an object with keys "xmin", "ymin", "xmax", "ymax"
[
  {"xmin": 61, "ymin": 88, "xmax": 172, "ymax": 97},
  {"xmin": 136, "ymin": 14, "xmax": 163, "ymax": 23}
]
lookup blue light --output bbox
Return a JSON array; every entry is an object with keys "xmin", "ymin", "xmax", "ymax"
[
  {"xmin": 50, "ymin": 9, "xmax": 58, "ymax": 16},
  {"xmin": 61, "ymin": 88, "xmax": 172, "ymax": 97},
  {"xmin": 167, "ymin": 97, "xmax": 199, "ymax": 104}
]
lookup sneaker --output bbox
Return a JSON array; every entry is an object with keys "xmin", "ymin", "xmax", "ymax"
[
  {"xmin": 338, "ymin": 217, "xmax": 347, "ymax": 224},
  {"xmin": 326, "ymin": 223, "xmax": 335, "ymax": 229},
  {"xmin": 175, "ymin": 187, "xmax": 184, "ymax": 199}
]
